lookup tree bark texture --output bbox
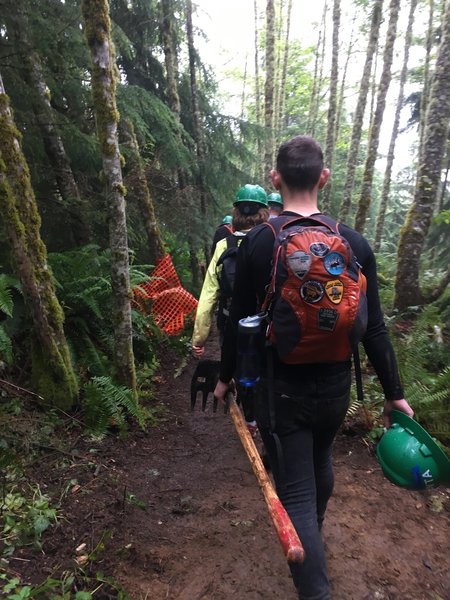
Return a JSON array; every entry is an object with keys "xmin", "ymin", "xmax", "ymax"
[
  {"xmin": 81, "ymin": 0, "xmax": 136, "ymax": 394},
  {"xmin": 120, "ymin": 119, "xmax": 165, "ymax": 264},
  {"xmin": 161, "ymin": 0, "xmax": 181, "ymax": 118},
  {"xmin": 354, "ymin": 0, "xmax": 401, "ymax": 233},
  {"xmin": 374, "ymin": 0, "xmax": 417, "ymax": 252},
  {"xmin": 321, "ymin": 0, "xmax": 341, "ymax": 214},
  {"xmin": 264, "ymin": 0, "xmax": 275, "ymax": 187},
  {"xmin": 394, "ymin": 0, "xmax": 450, "ymax": 310},
  {"xmin": 338, "ymin": 0, "xmax": 383, "ymax": 222},
  {"xmin": 419, "ymin": 0, "xmax": 435, "ymax": 160},
  {"xmin": 0, "ymin": 75, "xmax": 78, "ymax": 409}
]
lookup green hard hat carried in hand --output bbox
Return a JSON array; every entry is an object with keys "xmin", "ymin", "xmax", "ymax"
[
  {"xmin": 234, "ymin": 184, "xmax": 268, "ymax": 207},
  {"xmin": 222, "ymin": 215, "xmax": 233, "ymax": 225},
  {"xmin": 376, "ymin": 410, "xmax": 450, "ymax": 490},
  {"xmin": 267, "ymin": 192, "xmax": 283, "ymax": 206}
]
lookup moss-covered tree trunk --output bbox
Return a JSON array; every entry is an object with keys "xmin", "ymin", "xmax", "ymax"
[
  {"xmin": 120, "ymin": 119, "xmax": 165, "ymax": 264},
  {"xmin": 419, "ymin": 0, "xmax": 435, "ymax": 160},
  {"xmin": 394, "ymin": 0, "xmax": 450, "ymax": 311},
  {"xmin": 354, "ymin": 0, "xmax": 400, "ymax": 233},
  {"xmin": 264, "ymin": 0, "xmax": 275, "ymax": 187},
  {"xmin": 81, "ymin": 0, "xmax": 136, "ymax": 395},
  {"xmin": 321, "ymin": 0, "xmax": 341, "ymax": 214},
  {"xmin": 338, "ymin": 0, "xmax": 383, "ymax": 222},
  {"xmin": 374, "ymin": 0, "xmax": 417, "ymax": 252},
  {"xmin": 0, "ymin": 74, "xmax": 78, "ymax": 409},
  {"xmin": 6, "ymin": 1, "xmax": 91, "ymax": 247}
]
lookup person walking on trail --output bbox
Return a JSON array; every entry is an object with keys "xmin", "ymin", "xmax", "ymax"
[
  {"xmin": 211, "ymin": 214, "xmax": 234, "ymax": 255},
  {"xmin": 213, "ymin": 135, "xmax": 414, "ymax": 600},
  {"xmin": 192, "ymin": 184, "xmax": 269, "ymax": 435},
  {"xmin": 267, "ymin": 191, "xmax": 283, "ymax": 219}
]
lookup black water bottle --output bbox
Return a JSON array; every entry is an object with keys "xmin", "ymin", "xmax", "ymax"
[{"xmin": 236, "ymin": 314, "xmax": 265, "ymax": 387}]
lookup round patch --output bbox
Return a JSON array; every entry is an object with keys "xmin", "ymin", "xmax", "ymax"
[
  {"xmin": 287, "ymin": 251, "xmax": 312, "ymax": 279},
  {"xmin": 309, "ymin": 241, "xmax": 330, "ymax": 257},
  {"xmin": 323, "ymin": 251, "xmax": 345, "ymax": 275},
  {"xmin": 300, "ymin": 280, "xmax": 324, "ymax": 304}
]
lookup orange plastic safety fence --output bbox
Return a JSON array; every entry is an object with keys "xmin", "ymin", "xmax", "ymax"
[{"xmin": 133, "ymin": 254, "xmax": 198, "ymax": 337}]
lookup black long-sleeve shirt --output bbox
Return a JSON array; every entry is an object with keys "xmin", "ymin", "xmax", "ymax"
[{"xmin": 219, "ymin": 212, "xmax": 404, "ymax": 401}]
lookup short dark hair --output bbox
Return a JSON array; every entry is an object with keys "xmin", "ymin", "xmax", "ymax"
[{"xmin": 276, "ymin": 136, "xmax": 324, "ymax": 191}]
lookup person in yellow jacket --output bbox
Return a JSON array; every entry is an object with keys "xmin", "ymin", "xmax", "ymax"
[{"xmin": 192, "ymin": 184, "xmax": 269, "ymax": 358}]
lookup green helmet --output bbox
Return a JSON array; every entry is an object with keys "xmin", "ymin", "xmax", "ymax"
[
  {"xmin": 267, "ymin": 192, "xmax": 283, "ymax": 207},
  {"xmin": 234, "ymin": 184, "xmax": 268, "ymax": 207},
  {"xmin": 222, "ymin": 215, "xmax": 233, "ymax": 225},
  {"xmin": 376, "ymin": 410, "xmax": 450, "ymax": 489}
]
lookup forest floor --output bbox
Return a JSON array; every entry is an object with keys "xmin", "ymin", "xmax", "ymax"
[{"xmin": 4, "ymin": 335, "xmax": 450, "ymax": 600}]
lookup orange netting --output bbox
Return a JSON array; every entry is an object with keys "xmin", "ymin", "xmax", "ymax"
[{"xmin": 133, "ymin": 254, "xmax": 198, "ymax": 336}]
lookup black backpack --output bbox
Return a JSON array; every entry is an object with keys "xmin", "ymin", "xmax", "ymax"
[{"xmin": 216, "ymin": 235, "xmax": 242, "ymax": 333}]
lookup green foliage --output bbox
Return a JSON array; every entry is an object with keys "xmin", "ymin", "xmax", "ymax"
[
  {"xmin": 0, "ymin": 274, "xmax": 21, "ymax": 364},
  {"xmin": 0, "ymin": 567, "xmax": 131, "ymax": 599},
  {"xmin": 82, "ymin": 376, "xmax": 146, "ymax": 436},
  {"xmin": 0, "ymin": 484, "xmax": 58, "ymax": 557},
  {"xmin": 389, "ymin": 305, "xmax": 450, "ymax": 444}
]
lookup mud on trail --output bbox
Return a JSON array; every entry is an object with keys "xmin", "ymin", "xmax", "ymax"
[{"xmin": 10, "ymin": 340, "xmax": 450, "ymax": 600}]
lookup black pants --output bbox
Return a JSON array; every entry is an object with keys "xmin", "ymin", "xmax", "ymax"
[{"xmin": 255, "ymin": 364, "xmax": 351, "ymax": 600}]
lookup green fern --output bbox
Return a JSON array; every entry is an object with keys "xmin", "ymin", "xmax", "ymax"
[
  {"xmin": 82, "ymin": 376, "xmax": 146, "ymax": 436},
  {"xmin": 0, "ymin": 274, "xmax": 16, "ymax": 318},
  {"xmin": 0, "ymin": 325, "xmax": 13, "ymax": 364}
]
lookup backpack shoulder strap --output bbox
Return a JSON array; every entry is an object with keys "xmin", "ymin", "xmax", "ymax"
[{"xmin": 216, "ymin": 234, "xmax": 239, "ymax": 267}]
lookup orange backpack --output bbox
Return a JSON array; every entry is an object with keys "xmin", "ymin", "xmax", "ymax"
[{"xmin": 262, "ymin": 215, "xmax": 368, "ymax": 364}]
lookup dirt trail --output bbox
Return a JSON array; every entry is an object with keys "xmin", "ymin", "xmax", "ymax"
[{"xmin": 14, "ymin": 341, "xmax": 450, "ymax": 599}]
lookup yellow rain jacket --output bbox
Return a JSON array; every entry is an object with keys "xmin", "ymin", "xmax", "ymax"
[{"xmin": 192, "ymin": 231, "xmax": 247, "ymax": 348}]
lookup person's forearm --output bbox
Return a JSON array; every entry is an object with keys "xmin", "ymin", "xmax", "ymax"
[{"xmin": 363, "ymin": 332, "xmax": 404, "ymax": 400}]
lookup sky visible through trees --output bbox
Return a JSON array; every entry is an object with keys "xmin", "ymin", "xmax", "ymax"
[{"xmin": 196, "ymin": 0, "xmax": 430, "ymax": 174}]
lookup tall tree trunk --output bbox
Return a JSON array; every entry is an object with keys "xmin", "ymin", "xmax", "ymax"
[
  {"xmin": 321, "ymin": 0, "xmax": 341, "ymax": 214},
  {"xmin": 334, "ymin": 14, "xmax": 356, "ymax": 147},
  {"xmin": 120, "ymin": 119, "xmax": 165, "ymax": 264},
  {"xmin": 374, "ymin": 0, "xmax": 417, "ymax": 252},
  {"xmin": 81, "ymin": 0, "xmax": 136, "ymax": 395},
  {"xmin": 354, "ymin": 0, "xmax": 401, "ymax": 233},
  {"xmin": 277, "ymin": 0, "xmax": 292, "ymax": 146},
  {"xmin": 186, "ymin": 0, "xmax": 210, "ymax": 265},
  {"xmin": 309, "ymin": 1, "xmax": 328, "ymax": 137},
  {"xmin": 419, "ymin": 0, "xmax": 435, "ymax": 159},
  {"xmin": 6, "ymin": 2, "xmax": 91, "ymax": 247},
  {"xmin": 264, "ymin": 0, "xmax": 276, "ymax": 187},
  {"xmin": 394, "ymin": 0, "xmax": 450, "ymax": 310},
  {"xmin": 338, "ymin": 0, "xmax": 383, "ymax": 222},
  {"xmin": 162, "ymin": 0, "xmax": 200, "ymax": 289},
  {"xmin": 161, "ymin": 0, "xmax": 181, "ymax": 118},
  {"xmin": 254, "ymin": 0, "xmax": 263, "ymax": 181},
  {"xmin": 0, "ymin": 74, "xmax": 78, "ymax": 409},
  {"xmin": 273, "ymin": 0, "xmax": 283, "ymax": 161}
]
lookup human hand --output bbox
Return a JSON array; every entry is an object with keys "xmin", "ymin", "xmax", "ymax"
[
  {"xmin": 383, "ymin": 398, "xmax": 414, "ymax": 429},
  {"xmin": 213, "ymin": 378, "xmax": 236, "ymax": 406},
  {"xmin": 192, "ymin": 345, "xmax": 205, "ymax": 358}
]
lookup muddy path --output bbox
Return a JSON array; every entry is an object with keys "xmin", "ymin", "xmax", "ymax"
[{"xmin": 11, "ymin": 340, "xmax": 450, "ymax": 599}]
